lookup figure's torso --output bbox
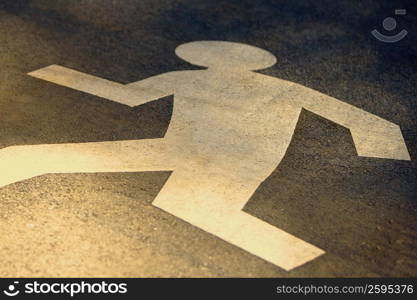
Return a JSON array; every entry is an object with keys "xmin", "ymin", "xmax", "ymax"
[{"xmin": 152, "ymin": 70, "xmax": 302, "ymax": 176}]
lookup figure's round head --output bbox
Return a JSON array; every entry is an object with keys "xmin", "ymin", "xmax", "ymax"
[{"xmin": 175, "ymin": 41, "xmax": 277, "ymax": 71}]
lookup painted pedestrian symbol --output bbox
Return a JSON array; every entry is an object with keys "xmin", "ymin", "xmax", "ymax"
[{"xmin": 4, "ymin": 41, "xmax": 410, "ymax": 271}]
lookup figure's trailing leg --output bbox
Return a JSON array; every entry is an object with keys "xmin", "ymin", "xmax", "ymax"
[{"xmin": 0, "ymin": 139, "xmax": 173, "ymax": 188}]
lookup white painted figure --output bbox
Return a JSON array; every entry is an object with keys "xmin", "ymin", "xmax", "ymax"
[{"xmin": 2, "ymin": 41, "xmax": 410, "ymax": 271}]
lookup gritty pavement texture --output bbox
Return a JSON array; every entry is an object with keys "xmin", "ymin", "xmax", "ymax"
[{"xmin": 0, "ymin": 0, "xmax": 416, "ymax": 277}]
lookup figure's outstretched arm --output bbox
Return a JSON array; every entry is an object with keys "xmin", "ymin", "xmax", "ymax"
[
  {"xmin": 288, "ymin": 84, "xmax": 411, "ymax": 160},
  {"xmin": 28, "ymin": 65, "xmax": 172, "ymax": 107}
]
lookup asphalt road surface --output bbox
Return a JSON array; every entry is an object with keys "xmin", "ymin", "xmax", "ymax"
[{"xmin": 0, "ymin": 0, "xmax": 416, "ymax": 277}]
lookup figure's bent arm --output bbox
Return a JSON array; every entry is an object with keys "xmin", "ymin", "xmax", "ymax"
[
  {"xmin": 289, "ymin": 84, "xmax": 410, "ymax": 160},
  {"xmin": 28, "ymin": 65, "xmax": 172, "ymax": 107}
]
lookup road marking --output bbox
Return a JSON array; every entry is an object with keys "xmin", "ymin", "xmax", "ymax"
[{"xmin": 18, "ymin": 41, "xmax": 412, "ymax": 270}]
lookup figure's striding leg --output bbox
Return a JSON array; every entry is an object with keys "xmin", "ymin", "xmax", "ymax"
[
  {"xmin": 152, "ymin": 170, "xmax": 325, "ymax": 271},
  {"xmin": 0, "ymin": 139, "xmax": 173, "ymax": 188}
]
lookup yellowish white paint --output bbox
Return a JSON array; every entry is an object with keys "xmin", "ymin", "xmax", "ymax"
[{"xmin": 7, "ymin": 41, "xmax": 408, "ymax": 271}]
